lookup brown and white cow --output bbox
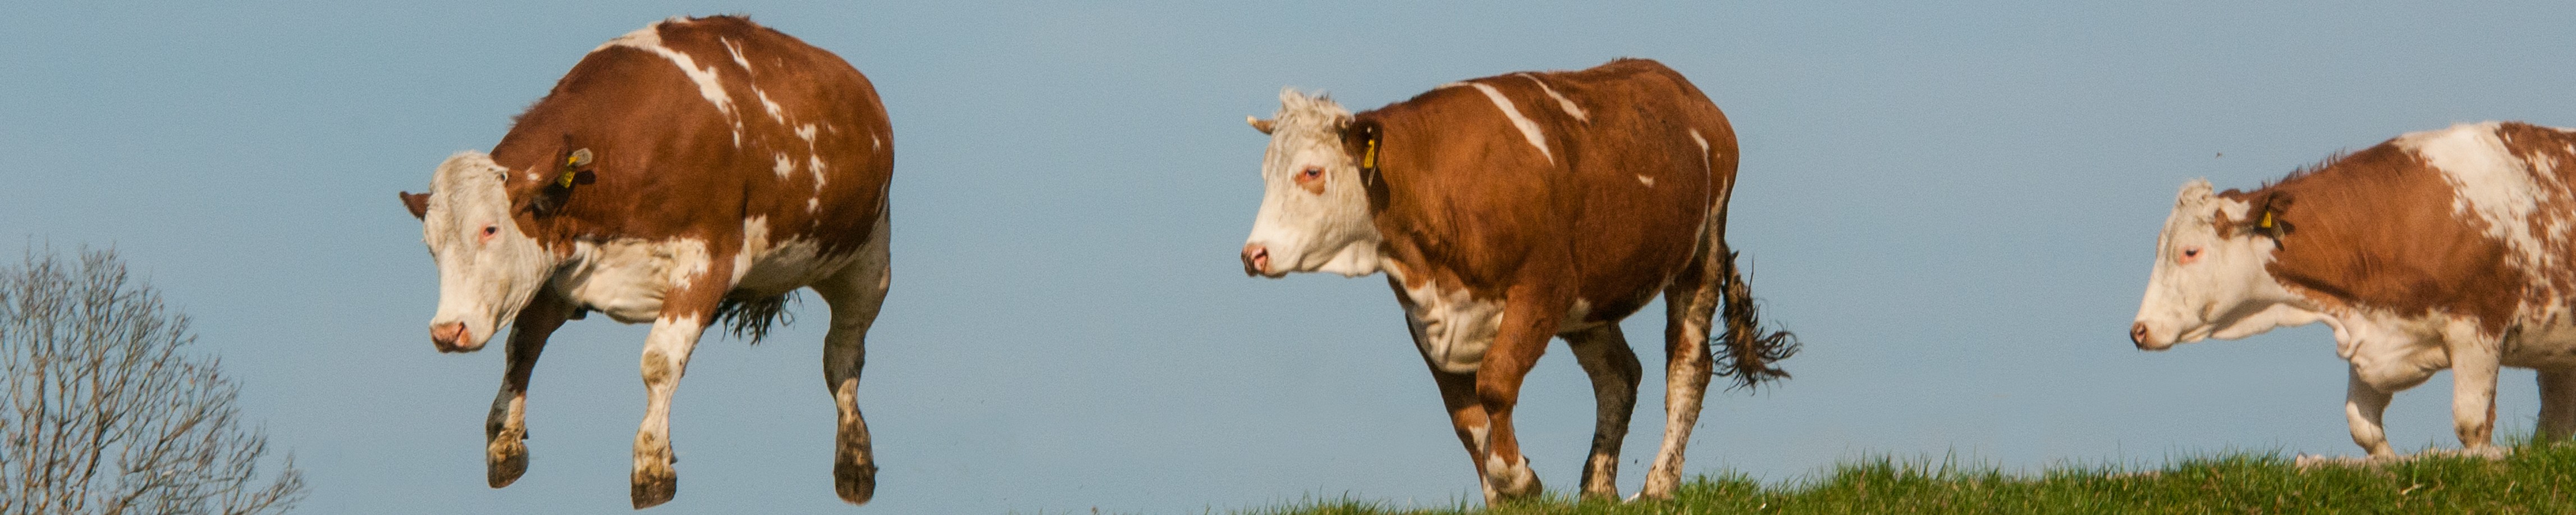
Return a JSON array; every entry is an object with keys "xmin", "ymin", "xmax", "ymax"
[
  {"xmin": 1239, "ymin": 58, "xmax": 1797, "ymax": 503},
  {"xmin": 2133, "ymin": 121, "xmax": 2576, "ymax": 459},
  {"xmin": 397, "ymin": 16, "xmax": 893, "ymax": 508}
]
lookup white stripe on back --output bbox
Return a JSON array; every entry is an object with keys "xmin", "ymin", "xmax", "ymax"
[
  {"xmin": 1463, "ymin": 82, "xmax": 1554, "ymax": 163},
  {"xmin": 1515, "ymin": 74, "xmax": 1588, "ymax": 122}
]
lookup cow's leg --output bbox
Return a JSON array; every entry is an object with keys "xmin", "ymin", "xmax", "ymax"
[
  {"xmin": 1641, "ymin": 236, "xmax": 1723, "ymax": 499},
  {"xmin": 1427, "ymin": 361, "xmax": 1498, "ymax": 502},
  {"xmin": 808, "ymin": 217, "xmax": 893, "ymax": 505},
  {"xmin": 2447, "ymin": 328, "xmax": 2502, "ymax": 454},
  {"xmin": 1390, "ymin": 279, "xmax": 1500, "ymax": 502},
  {"xmin": 2539, "ymin": 370, "xmax": 2576, "ymax": 441},
  {"xmin": 631, "ymin": 276, "xmax": 728, "ymax": 509},
  {"xmin": 1472, "ymin": 291, "xmax": 1568, "ymax": 503},
  {"xmin": 486, "ymin": 293, "xmax": 574, "ymax": 488},
  {"xmin": 2344, "ymin": 369, "xmax": 2397, "ymax": 458},
  {"xmin": 1564, "ymin": 325, "xmax": 1642, "ymax": 502}
]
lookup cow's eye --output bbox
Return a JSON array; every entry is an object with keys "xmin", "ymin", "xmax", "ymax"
[
  {"xmin": 2178, "ymin": 247, "xmax": 2202, "ymax": 264},
  {"xmin": 1299, "ymin": 166, "xmax": 1324, "ymax": 180},
  {"xmin": 2182, "ymin": 248, "xmax": 2199, "ymax": 258},
  {"xmin": 482, "ymin": 225, "xmax": 499, "ymax": 238}
]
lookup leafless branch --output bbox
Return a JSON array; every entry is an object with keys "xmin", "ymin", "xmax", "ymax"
[{"xmin": 0, "ymin": 248, "xmax": 304, "ymax": 515}]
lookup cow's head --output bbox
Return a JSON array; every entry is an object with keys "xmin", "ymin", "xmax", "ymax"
[
  {"xmin": 401, "ymin": 151, "xmax": 561, "ymax": 353},
  {"xmin": 1240, "ymin": 88, "xmax": 1384, "ymax": 279},
  {"xmin": 2130, "ymin": 179, "xmax": 2314, "ymax": 350}
]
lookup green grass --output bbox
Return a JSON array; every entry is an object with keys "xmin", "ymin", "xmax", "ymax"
[{"xmin": 1234, "ymin": 440, "xmax": 2576, "ymax": 514}]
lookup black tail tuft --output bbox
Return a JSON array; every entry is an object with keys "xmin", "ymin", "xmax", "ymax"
[
  {"xmin": 1712, "ymin": 249, "xmax": 1800, "ymax": 390},
  {"xmin": 712, "ymin": 291, "xmax": 798, "ymax": 344}
]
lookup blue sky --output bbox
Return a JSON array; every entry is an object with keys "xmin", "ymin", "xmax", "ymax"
[{"xmin": 5, "ymin": 1, "xmax": 2574, "ymax": 513}]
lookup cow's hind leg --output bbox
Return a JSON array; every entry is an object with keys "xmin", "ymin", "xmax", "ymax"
[
  {"xmin": 1564, "ymin": 325, "xmax": 1641, "ymax": 502},
  {"xmin": 1641, "ymin": 240, "xmax": 1722, "ymax": 499},
  {"xmin": 808, "ymin": 217, "xmax": 893, "ymax": 505},
  {"xmin": 486, "ymin": 294, "xmax": 574, "ymax": 487},
  {"xmin": 2539, "ymin": 370, "xmax": 2576, "ymax": 442}
]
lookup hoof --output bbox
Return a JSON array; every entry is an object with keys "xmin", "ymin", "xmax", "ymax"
[
  {"xmin": 834, "ymin": 415, "xmax": 877, "ymax": 505},
  {"xmin": 1636, "ymin": 472, "xmax": 1681, "ymax": 500},
  {"xmin": 486, "ymin": 426, "xmax": 528, "ymax": 488},
  {"xmin": 486, "ymin": 443, "xmax": 528, "ymax": 488},
  {"xmin": 1484, "ymin": 461, "xmax": 1543, "ymax": 502},
  {"xmin": 631, "ymin": 466, "xmax": 676, "ymax": 509},
  {"xmin": 833, "ymin": 459, "xmax": 877, "ymax": 505}
]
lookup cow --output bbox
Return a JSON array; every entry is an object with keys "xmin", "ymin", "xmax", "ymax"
[
  {"xmin": 396, "ymin": 16, "xmax": 894, "ymax": 508},
  {"xmin": 1237, "ymin": 58, "xmax": 1797, "ymax": 503},
  {"xmin": 2131, "ymin": 121, "xmax": 2576, "ymax": 459}
]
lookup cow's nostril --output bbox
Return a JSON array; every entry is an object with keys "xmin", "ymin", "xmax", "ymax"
[
  {"xmin": 1241, "ymin": 244, "xmax": 1269, "ymax": 277},
  {"xmin": 2130, "ymin": 322, "xmax": 2151, "ymax": 348},
  {"xmin": 431, "ymin": 322, "xmax": 468, "ymax": 351}
]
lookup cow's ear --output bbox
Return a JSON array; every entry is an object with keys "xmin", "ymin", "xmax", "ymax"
[
  {"xmin": 2219, "ymin": 190, "xmax": 2292, "ymax": 242},
  {"xmin": 1343, "ymin": 119, "xmax": 1384, "ymax": 185},
  {"xmin": 518, "ymin": 147, "xmax": 596, "ymax": 217},
  {"xmin": 2247, "ymin": 192, "xmax": 2292, "ymax": 240},
  {"xmin": 400, "ymin": 192, "xmax": 431, "ymax": 220}
]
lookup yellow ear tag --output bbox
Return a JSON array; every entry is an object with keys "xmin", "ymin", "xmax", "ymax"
[
  {"xmin": 557, "ymin": 148, "xmax": 593, "ymax": 188},
  {"xmin": 2259, "ymin": 211, "xmax": 2274, "ymax": 229},
  {"xmin": 1360, "ymin": 138, "xmax": 1379, "ymax": 169}
]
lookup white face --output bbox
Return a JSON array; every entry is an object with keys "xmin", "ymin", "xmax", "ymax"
[
  {"xmin": 416, "ymin": 152, "xmax": 559, "ymax": 352},
  {"xmin": 2130, "ymin": 179, "xmax": 2314, "ymax": 349},
  {"xmin": 1240, "ymin": 88, "xmax": 1383, "ymax": 278}
]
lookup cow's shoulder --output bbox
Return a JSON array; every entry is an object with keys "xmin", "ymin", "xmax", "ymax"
[{"xmin": 2256, "ymin": 134, "xmax": 2524, "ymax": 335}]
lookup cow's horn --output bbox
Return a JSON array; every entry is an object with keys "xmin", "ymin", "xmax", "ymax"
[{"xmin": 1247, "ymin": 116, "xmax": 1275, "ymax": 135}]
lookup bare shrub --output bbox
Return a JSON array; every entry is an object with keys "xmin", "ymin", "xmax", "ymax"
[{"xmin": 0, "ymin": 248, "xmax": 304, "ymax": 515}]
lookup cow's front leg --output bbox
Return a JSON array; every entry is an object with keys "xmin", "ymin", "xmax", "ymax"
[
  {"xmin": 2447, "ymin": 330, "xmax": 2502, "ymax": 454},
  {"xmin": 809, "ymin": 221, "xmax": 892, "ymax": 505},
  {"xmin": 1564, "ymin": 325, "xmax": 1641, "ymax": 502},
  {"xmin": 632, "ymin": 291, "xmax": 722, "ymax": 509},
  {"xmin": 2538, "ymin": 370, "xmax": 2576, "ymax": 442},
  {"xmin": 1472, "ymin": 292, "xmax": 1568, "ymax": 504},
  {"xmin": 2344, "ymin": 369, "xmax": 2396, "ymax": 458},
  {"xmin": 486, "ymin": 294, "xmax": 574, "ymax": 488},
  {"xmin": 1389, "ymin": 279, "xmax": 1499, "ymax": 502}
]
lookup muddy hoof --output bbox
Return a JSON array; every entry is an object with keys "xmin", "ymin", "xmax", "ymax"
[
  {"xmin": 833, "ymin": 459, "xmax": 877, "ymax": 505},
  {"xmin": 486, "ymin": 448, "xmax": 528, "ymax": 488},
  {"xmin": 631, "ymin": 467, "xmax": 676, "ymax": 509},
  {"xmin": 486, "ymin": 433, "xmax": 528, "ymax": 488}
]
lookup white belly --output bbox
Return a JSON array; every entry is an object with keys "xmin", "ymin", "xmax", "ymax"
[
  {"xmin": 1389, "ymin": 266, "xmax": 1600, "ymax": 375},
  {"xmin": 1398, "ymin": 275, "xmax": 1508, "ymax": 375},
  {"xmin": 2505, "ymin": 317, "xmax": 2576, "ymax": 369},
  {"xmin": 731, "ymin": 237, "xmax": 859, "ymax": 297},
  {"xmin": 553, "ymin": 238, "xmax": 711, "ymax": 323}
]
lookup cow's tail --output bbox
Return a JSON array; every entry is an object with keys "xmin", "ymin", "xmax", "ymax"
[
  {"xmin": 1712, "ymin": 247, "xmax": 1799, "ymax": 390},
  {"xmin": 713, "ymin": 291, "xmax": 798, "ymax": 344}
]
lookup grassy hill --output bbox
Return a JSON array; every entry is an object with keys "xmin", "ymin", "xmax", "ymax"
[{"xmin": 1238, "ymin": 440, "xmax": 2576, "ymax": 514}]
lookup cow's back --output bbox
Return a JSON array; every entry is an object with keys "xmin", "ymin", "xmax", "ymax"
[
  {"xmin": 1362, "ymin": 59, "xmax": 1733, "ymax": 322},
  {"xmin": 490, "ymin": 16, "xmax": 892, "ymax": 256}
]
